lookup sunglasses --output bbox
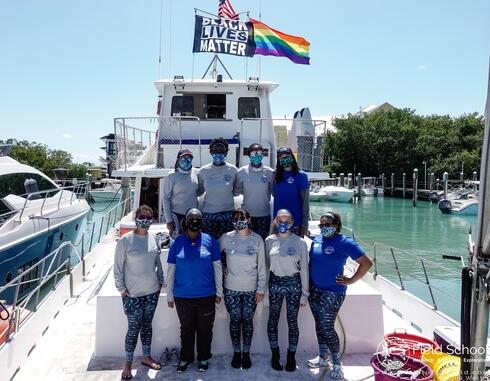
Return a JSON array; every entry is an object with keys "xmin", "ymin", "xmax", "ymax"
[{"xmin": 249, "ymin": 150, "xmax": 263, "ymax": 156}]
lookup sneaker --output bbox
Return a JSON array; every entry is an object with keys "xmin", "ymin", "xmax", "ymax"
[
  {"xmin": 231, "ymin": 352, "xmax": 242, "ymax": 368},
  {"xmin": 176, "ymin": 360, "xmax": 191, "ymax": 373},
  {"xmin": 241, "ymin": 352, "xmax": 252, "ymax": 369},
  {"xmin": 198, "ymin": 360, "xmax": 209, "ymax": 372},
  {"xmin": 308, "ymin": 356, "xmax": 330, "ymax": 368},
  {"xmin": 329, "ymin": 364, "xmax": 344, "ymax": 379}
]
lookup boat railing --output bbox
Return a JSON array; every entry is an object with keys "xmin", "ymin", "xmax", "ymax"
[
  {"xmin": 0, "ymin": 181, "xmax": 90, "ymax": 226},
  {"xmin": 309, "ymin": 217, "xmax": 462, "ymax": 313},
  {"xmin": 0, "ymin": 195, "xmax": 132, "ymax": 347}
]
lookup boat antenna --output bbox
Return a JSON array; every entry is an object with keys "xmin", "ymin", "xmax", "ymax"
[
  {"xmin": 157, "ymin": 0, "xmax": 163, "ymax": 79},
  {"xmin": 169, "ymin": 0, "xmax": 173, "ymax": 77}
]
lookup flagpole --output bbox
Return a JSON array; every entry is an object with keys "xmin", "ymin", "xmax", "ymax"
[
  {"xmin": 169, "ymin": 0, "xmax": 173, "ymax": 78},
  {"xmin": 258, "ymin": 0, "xmax": 262, "ymax": 78},
  {"xmin": 157, "ymin": 0, "xmax": 163, "ymax": 79}
]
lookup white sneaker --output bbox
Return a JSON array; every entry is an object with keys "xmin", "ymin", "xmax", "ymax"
[{"xmin": 308, "ymin": 356, "xmax": 330, "ymax": 368}]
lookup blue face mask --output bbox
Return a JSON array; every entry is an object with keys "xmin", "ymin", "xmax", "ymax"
[
  {"xmin": 279, "ymin": 155, "xmax": 294, "ymax": 168},
  {"xmin": 321, "ymin": 226, "xmax": 337, "ymax": 238},
  {"xmin": 249, "ymin": 153, "xmax": 263, "ymax": 166},
  {"xmin": 212, "ymin": 153, "xmax": 226, "ymax": 165},
  {"xmin": 277, "ymin": 221, "xmax": 292, "ymax": 233},
  {"xmin": 178, "ymin": 156, "xmax": 193, "ymax": 171},
  {"xmin": 135, "ymin": 218, "xmax": 152, "ymax": 230},
  {"xmin": 233, "ymin": 220, "xmax": 249, "ymax": 231}
]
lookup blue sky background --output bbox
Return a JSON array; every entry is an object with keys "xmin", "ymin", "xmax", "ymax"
[{"xmin": 1, "ymin": 0, "xmax": 489, "ymax": 163}]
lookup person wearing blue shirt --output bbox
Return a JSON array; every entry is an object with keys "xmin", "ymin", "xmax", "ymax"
[
  {"xmin": 166, "ymin": 208, "xmax": 223, "ymax": 374},
  {"xmin": 307, "ymin": 212, "xmax": 372, "ymax": 379},
  {"xmin": 273, "ymin": 147, "xmax": 309, "ymax": 237}
]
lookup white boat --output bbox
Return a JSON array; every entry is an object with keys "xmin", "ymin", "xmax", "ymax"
[
  {"xmin": 360, "ymin": 177, "xmax": 380, "ymax": 197},
  {"xmin": 438, "ymin": 196, "xmax": 479, "ymax": 215},
  {"xmin": 89, "ymin": 178, "xmax": 122, "ymax": 203},
  {"xmin": 312, "ymin": 185, "xmax": 354, "ymax": 203},
  {"xmin": 0, "ymin": 155, "xmax": 90, "ymax": 302}
]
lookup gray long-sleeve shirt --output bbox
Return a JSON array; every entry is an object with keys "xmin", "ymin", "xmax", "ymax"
[
  {"xmin": 265, "ymin": 234, "xmax": 309, "ymax": 303},
  {"xmin": 235, "ymin": 164, "xmax": 274, "ymax": 217},
  {"xmin": 219, "ymin": 231, "xmax": 267, "ymax": 293},
  {"xmin": 162, "ymin": 169, "xmax": 200, "ymax": 221},
  {"xmin": 113, "ymin": 231, "xmax": 164, "ymax": 297},
  {"xmin": 197, "ymin": 162, "xmax": 238, "ymax": 213}
]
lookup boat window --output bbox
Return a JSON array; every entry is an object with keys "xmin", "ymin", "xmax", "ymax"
[
  {"xmin": 0, "ymin": 173, "xmax": 56, "ymax": 199},
  {"xmin": 17, "ymin": 257, "xmax": 39, "ymax": 294},
  {"xmin": 171, "ymin": 94, "xmax": 227, "ymax": 120},
  {"xmin": 238, "ymin": 97, "xmax": 260, "ymax": 119}
]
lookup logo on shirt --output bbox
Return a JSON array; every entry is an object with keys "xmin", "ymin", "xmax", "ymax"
[
  {"xmin": 246, "ymin": 246, "xmax": 256, "ymax": 255},
  {"xmin": 286, "ymin": 177, "xmax": 295, "ymax": 184},
  {"xmin": 224, "ymin": 174, "xmax": 232, "ymax": 182},
  {"xmin": 200, "ymin": 248, "xmax": 211, "ymax": 258},
  {"xmin": 287, "ymin": 247, "xmax": 296, "ymax": 256},
  {"xmin": 323, "ymin": 246, "xmax": 335, "ymax": 255},
  {"xmin": 262, "ymin": 175, "xmax": 268, "ymax": 183}
]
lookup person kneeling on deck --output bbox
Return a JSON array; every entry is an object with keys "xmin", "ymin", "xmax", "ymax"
[
  {"xmin": 219, "ymin": 208, "xmax": 267, "ymax": 369},
  {"xmin": 113, "ymin": 205, "xmax": 164, "ymax": 380},
  {"xmin": 166, "ymin": 208, "xmax": 223, "ymax": 373},
  {"xmin": 308, "ymin": 212, "xmax": 372, "ymax": 379},
  {"xmin": 198, "ymin": 137, "xmax": 238, "ymax": 240},
  {"xmin": 235, "ymin": 143, "xmax": 274, "ymax": 240},
  {"xmin": 162, "ymin": 149, "xmax": 201, "ymax": 238},
  {"xmin": 265, "ymin": 209, "xmax": 309, "ymax": 372}
]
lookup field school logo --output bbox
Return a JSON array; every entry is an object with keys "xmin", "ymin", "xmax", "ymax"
[
  {"xmin": 261, "ymin": 175, "xmax": 268, "ymax": 183},
  {"xmin": 246, "ymin": 246, "xmax": 256, "ymax": 255},
  {"xmin": 287, "ymin": 247, "xmax": 296, "ymax": 256},
  {"xmin": 323, "ymin": 246, "xmax": 335, "ymax": 255},
  {"xmin": 286, "ymin": 177, "xmax": 295, "ymax": 184},
  {"xmin": 224, "ymin": 174, "xmax": 232, "ymax": 182}
]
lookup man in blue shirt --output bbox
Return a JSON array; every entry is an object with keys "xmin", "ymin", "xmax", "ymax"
[{"xmin": 308, "ymin": 212, "xmax": 372, "ymax": 379}]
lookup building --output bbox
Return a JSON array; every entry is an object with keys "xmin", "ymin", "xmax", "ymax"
[{"xmin": 352, "ymin": 102, "xmax": 397, "ymax": 118}]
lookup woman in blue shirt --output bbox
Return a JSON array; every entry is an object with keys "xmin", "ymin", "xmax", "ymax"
[
  {"xmin": 273, "ymin": 147, "xmax": 309, "ymax": 237},
  {"xmin": 166, "ymin": 208, "xmax": 223, "ymax": 374},
  {"xmin": 308, "ymin": 212, "xmax": 372, "ymax": 379}
]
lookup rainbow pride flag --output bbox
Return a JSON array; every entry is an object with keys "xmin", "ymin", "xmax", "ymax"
[{"xmin": 250, "ymin": 18, "xmax": 310, "ymax": 65}]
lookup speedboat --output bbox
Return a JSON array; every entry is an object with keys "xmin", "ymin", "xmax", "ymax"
[
  {"xmin": 0, "ymin": 156, "xmax": 90, "ymax": 301},
  {"xmin": 322, "ymin": 185, "xmax": 354, "ymax": 202},
  {"xmin": 89, "ymin": 178, "xmax": 122, "ymax": 203},
  {"xmin": 360, "ymin": 177, "xmax": 380, "ymax": 197},
  {"xmin": 438, "ymin": 196, "xmax": 479, "ymax": 215}
]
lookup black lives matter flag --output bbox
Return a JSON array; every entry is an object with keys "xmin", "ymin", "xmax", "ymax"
[{"xmin": 192, "ymin": 15, "xmax": 255, "ymax": 57}]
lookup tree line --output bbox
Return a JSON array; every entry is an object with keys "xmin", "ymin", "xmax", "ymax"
[
  {"xmin": 1, "ymin": 139, "xmax": 87, "ymax": 179},
  {"xmin": 324, "ymin": 109, "xmax": 484, "ymax": 179}
]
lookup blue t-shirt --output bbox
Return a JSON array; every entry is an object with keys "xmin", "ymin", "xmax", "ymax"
[
  {"xmin": 273, "ymin": 170, "xmax": 309, "ymax": 227},
  {"xmin": 167, "ymin": 233, "xmax": 221, "ymax": 298},
  {"xmin": 309, "ymin": 234, "xmax": 365, "ymax": 293}
]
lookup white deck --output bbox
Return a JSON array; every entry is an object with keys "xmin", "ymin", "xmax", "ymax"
[{"xmin": 8, "ymin": 232, "xmax": 423, "ymax": 381}]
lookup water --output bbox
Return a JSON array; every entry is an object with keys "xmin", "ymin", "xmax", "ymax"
[{"xmin": 310, "ymin": 197, "xmax": 475, "ymax": 321}]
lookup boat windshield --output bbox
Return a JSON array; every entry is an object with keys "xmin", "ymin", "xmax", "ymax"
[{"xmin": 0, "ymin": 172, "xmax": 57, "ymax": 200}]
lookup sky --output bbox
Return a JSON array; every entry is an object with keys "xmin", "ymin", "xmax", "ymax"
[{"xmin": 1, "ymin": 0, "xmax": 489, "ymax": 164}]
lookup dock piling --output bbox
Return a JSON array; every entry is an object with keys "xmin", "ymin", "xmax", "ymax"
[
  {"xmin": 339, "ymin": 173, "xmax": 345, "ymax": 187},
  {"xmin": 413, "ymin": 169, "xmax": 418, "ymax": 207},
  {"xmin": 390, "ymin": 173, "xmax": 395, "ymax": 196},
  {"xmin": 356, "ymin": 173, "xmax": 362, "ymax": 201},
  {"xmin": 347, "ymin": 173, "xmax": 353, "ymax": 189},
  {"xmin": 443, "ymin": 172, "xmax": 449, "ymax": 199},
  {"xmin": 402, "ymin": 173, "xmax": 406, "ymax": 199},
  {"xmin": 473, "ymin": 171, "xmax": 478, "ymax": 181}
]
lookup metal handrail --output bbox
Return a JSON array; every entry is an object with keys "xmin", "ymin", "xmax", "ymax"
[{"xmin": 0, "ymin": 194, "xmax": 132, "ymax": 345}]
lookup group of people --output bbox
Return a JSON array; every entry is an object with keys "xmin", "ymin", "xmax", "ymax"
[{"xmin": 113, "ymin": 139, "xmax": 373, "ymax": 380}]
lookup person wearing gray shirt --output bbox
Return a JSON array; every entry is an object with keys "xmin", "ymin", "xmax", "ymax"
[
  {"xmin": 235, "ymin": 143, "xmax": 274, "ymax": 239},
  {"xmin": 113, "ymin": 205, "xmax": 164, "ymax": 380},
  {"xmin": 197, "ymin": 137, "xmax": 238, "ymax": 239},
  {"xmin": 265, "ymin": 209, "xmax": 309, "ymax": 373},
  {"xmin": 219, "ymin": 208, "xmax": 267, "ymax": 369},
  {"xmin": 162, "ymin": 149, "xmax": 202, "ymax": 237}
]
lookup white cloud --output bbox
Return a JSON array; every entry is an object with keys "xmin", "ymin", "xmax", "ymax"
[
  {"xmin": 62, "ymin": 133, "xmax": 73, "ymax": 139},
  {"xmin": 417, "ymin": 65, "xmax": 428, "ymax": 70}
]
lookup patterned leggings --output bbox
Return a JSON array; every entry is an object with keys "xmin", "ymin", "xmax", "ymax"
[
  {"xmin": 202, "ymin": 211, "xmax": 233, "ymax": 240},
  {"xmin": 122, "ymin": 291, "xmax": 159, "ymax": 362},
  {"xmin": 267, "ymin": 272, "xmax": 302, "ymax": 352},
  {"xmin": 250, "ymin": 216, "xmax": 271, "ymax": 240},
  {"xmin": 224, "ymin": 289, "xmax": 257, "ymax": 352},
  {"xmin": 308, "ymin": 287, "xmax": 346, "ymax": 359}
]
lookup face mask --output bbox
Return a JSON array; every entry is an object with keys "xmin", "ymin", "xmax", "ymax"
[
  {"xmin": 233, "ymin": 220, "xmax": 249, "ymax": 231},
  {"xmin": 279, "ymin": 155, "xmax": 294, "ymax": 168},
  {"xmin": 178, "ymin": 156, "xmax": 192, "ymax": 171},
  {"xmin": 321, "ymin": 226, "xmax": 337, "ymax": 238},
  {"xmin": 212, "ymin": 153, "xmax": 226, "ymax": 165},
  {"xmin": 249, "ymin": 153, "xmax": 263, "ymax": 167},
  {"xmin": 187, "ymin": 218, "xmax": 202, "ymax": 232},
  {"xmin": 135, "ymin": 218, "xmax": 152, "ymax": 230},
  {"xmin": 277, "ymin": 221, "xmax": 292, "ymax": 233}
]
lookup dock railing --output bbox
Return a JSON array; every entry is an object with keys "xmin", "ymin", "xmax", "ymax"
[{"xmin": 0, "ymin": 196, "xmax": 132, "ymax": 347}]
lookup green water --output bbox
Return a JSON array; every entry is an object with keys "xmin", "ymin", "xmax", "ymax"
[{"xmin": 310, "ymin": 197, "xmax": 475, "ymax": 322}]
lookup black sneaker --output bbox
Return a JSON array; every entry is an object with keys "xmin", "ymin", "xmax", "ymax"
[
  {"xmin": 177, "ymin": 360, "xmax": 191, "ymax": 373},
  {"xmin": 241, "ymin": 352, "xmax": 252, "ymax": 369},
  {"xmin": 198, "ymin": 360, "xmax": 209, "ymax": 372},
  {"xmin": 231, "ymin": 352, "xmax": 242, "ymax": 368}
]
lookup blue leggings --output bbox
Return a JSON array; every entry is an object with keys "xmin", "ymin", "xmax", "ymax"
[
  {"xmin": 267, "ymin": 272, "xmax": 302, "ymax": 352},
  {"xmin": 202, "ymin": 211, "xmax": 233, "ymax": 240},
  {"xmin": 122, "ymin": 291, "xmax": 159, "ymax": 362},
  {"xmin": 308, "ymin": 287, "xmax": 345, "ymax": 360},
  {"xmin": 224, "ymin": 289, "xmax": 257, "ymax": 352},
  {"xmin": 250, "ymin": 216, "xmax": 271, "ymax": 240}
]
